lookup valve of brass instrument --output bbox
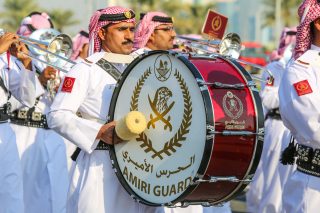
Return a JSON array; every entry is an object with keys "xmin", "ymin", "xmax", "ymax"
[{"xmin": 115, "ymin": 111, "xmax": 147, "ymax": 141}]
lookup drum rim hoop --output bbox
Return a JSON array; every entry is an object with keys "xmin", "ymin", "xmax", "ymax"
[{"xmin": 107, "ymin": 50, "xmax": 215, "ymax": 206}]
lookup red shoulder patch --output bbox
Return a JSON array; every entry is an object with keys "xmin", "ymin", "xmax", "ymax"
[
  {"xmin": 293, "ymin": 80, "xmax": 313, "ymax": 96},
  {"xmin": 61, "ymin": 77, "xmax": 75, "ymax": 93}
]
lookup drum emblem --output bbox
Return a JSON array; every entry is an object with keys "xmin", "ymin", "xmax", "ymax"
[
  {"xmin": 147, "ymin": 87, "xmax": 175, "ymax": 131},
  {"xmin": 211, "ymin": 15, "xmax": 222, "ymax": 31},
  {"xmin": 129, "ymin": 68, "xmax": 192, "ymax": 159},
  {"xmin": 154, "ymin": 55, "xmax": 172, "ymax": 81},
  {"xmin": 222, "ymin": 91, "xmax": 243, "ymax": 119}
]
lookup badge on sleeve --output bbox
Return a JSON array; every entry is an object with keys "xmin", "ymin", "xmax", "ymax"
[
  {"xmin": 61, "ymin": 77, "xmax": 76, "ymax": 93},
  {"xmin": 266, "ymin": 77, "xmax": 274, "ymax": 86},
  {"xmin": 293, "ymin": 80, "xmax": 313, "ymax": 96}
]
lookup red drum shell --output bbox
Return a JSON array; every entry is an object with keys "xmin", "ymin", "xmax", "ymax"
[{"xmin": 183, "ymin": 55, "xmax": 263, "ymax": 204}]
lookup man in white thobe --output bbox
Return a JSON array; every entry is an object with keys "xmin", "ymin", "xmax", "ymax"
[
  {"xmin": 279, "ymin": 0, "xmax": 320, "ymax": 212},
  {"xmin": 48, "ymin": 6, "xmax": 164, "ymax": 213},
  {"xmin": 0, "ymin": 32, "xmax": 37, "ymax": 213}
]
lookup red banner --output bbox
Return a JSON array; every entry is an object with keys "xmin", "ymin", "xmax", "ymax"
[{"xmin": 201, "ymin": 10, "xmax": 228, "ymax": 39}]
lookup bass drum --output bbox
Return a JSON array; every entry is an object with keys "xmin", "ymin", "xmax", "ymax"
[{"xmin": 108, "ymin": 50, "xmax": 264, "ymax": 206}]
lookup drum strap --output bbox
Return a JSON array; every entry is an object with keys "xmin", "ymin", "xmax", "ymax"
[
  {"xmin": 71, "ymin": 147, "xmax": 81, "ymax": 161},
  {"xmin": 71, "ymin": 142, "xmax": 110, "ymax": 161},
  {"xmin": 95, "ymin": 58, "xmax": 122, "ymax": 81},
  {"xmin": 71, "ymin": 58, "xmax": 123, "ymax": 161}
]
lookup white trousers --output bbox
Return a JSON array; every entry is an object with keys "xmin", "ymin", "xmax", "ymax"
[
  {"xmin": 247, "ymin": 118, "xmax": 287, "ymax": 213},
  {"xmin": 282, "ymin": 171, "xmax": 320, "ymax": 213},
  {"xmin": 0, "ymin": 123, "xmax": 24, "ymax": 213},
  {"xmin": 12, "ymin": 124, "xmax": 69, "ymax": 213},
  {"xmin": 68, "ymin": 150, "xmax": 164, "ymax": 213}
]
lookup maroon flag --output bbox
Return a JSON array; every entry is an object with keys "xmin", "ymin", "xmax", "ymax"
[{"xmin": 202, "ymin": 9, "xmax": 228, "ymax": 39}]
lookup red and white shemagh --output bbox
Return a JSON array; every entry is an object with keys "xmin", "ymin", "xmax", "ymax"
[
  {"xmin": 71, "ymin": 31, "xmax": 89, "ymax": 60},
  {"xmin": 133, "ymin": 11, "xmax": 171, "ymax": 50},
  {"xmin": 294, "ymin": 0, "xmax": 320, "ymax": 59},
  {"xmin": 16, "ymin": 13, "xmax": 52, "ymax": 37},
  {"xmin": 88, "ymin": 6, "xmax": 135, "ymax": 55},
  {"xmin": 278, "ymin": 27, "xmax": 297, "ymax": 56},
  {"xmin": 270, "ymin": 27, "xmax": 297, "ymax": 61}
]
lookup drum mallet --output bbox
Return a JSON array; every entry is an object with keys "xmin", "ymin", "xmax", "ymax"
[{"xmin": 115, "ymin": 111, "xmax": 147, "ymax": 141}]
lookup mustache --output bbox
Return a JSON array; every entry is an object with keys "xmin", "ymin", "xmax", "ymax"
[{"xmin": 122, "ymin": 39, "xmax": 133, "ymax": 45}]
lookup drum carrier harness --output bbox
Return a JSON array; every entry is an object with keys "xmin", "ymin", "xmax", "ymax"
[
  {"xmin": 71, "ymin": 57, "xmax": 122, "ymax": 161},
  {"xmin": 0, "ymin": 76, "xmax": 11, "ymax": 123}
]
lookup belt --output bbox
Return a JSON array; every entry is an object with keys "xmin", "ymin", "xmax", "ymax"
[
  {"xmin": 95, "ymin": 141, "xmax": 110, "ymax": 150},
  {"xmin": 10, "ymin": 109, "xmax": 49, "ymax": 129},
  {"xmin": 0, "ymin": 103, "xmax": 11, "ymax": 123},
  {"xmin": 265, "ymin": 108, "xmax": 281, "ymax": 120},
  {"xmin": 296, "ymin": 144, "xmax": 320, "ymax": 177},
  {"xmin": 71, "ymin": 141, "xmax": 110, "ymax": 162}
]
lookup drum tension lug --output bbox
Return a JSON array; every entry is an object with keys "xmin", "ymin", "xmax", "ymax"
[
  {"xmin": 195, "ymin": 175, "xmax": 252, "ymax": 183},
  {"xmin": 130, "ymin": 194, "xmax": 140, "ymax": 203},
  {"xmin": 197, "ymin": 79, "xmax": 257, "ymax": 90},
  {"xmin": 206, "ymin": 125, "xmax": 215, "ymax": 140},
  {"xmin": 106, "ymin": 115, "xmax": 110, "ymax": 122},
  {"xmin": 167, "ymin": 201, "xmax": 225, "ymax": 208}
]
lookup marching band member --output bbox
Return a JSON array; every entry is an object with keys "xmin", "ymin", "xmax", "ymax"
[
  {"xmin": 0, "ymin": 32, "xmax": 37, "ymax": 213},
  {"xmin": 71, "ymin": 30, "xmax": 89, "ymax": 62},
  {"xmin": 60, "ymin": 30, "xmax": 90, "ymax": 172},
  {"xmin": 279, "ymin": 0, "xmax": 320, "ymax": 212},
  {"xmin": 11, "ymin": 11, "xmax": 69, "ymax": 213},
  {"xmin": 246, "ymin": 27, "xmax": 296, "ymax": 213},
  {"xmin": 133, "ymin": 11, "xmax": 176, "ymax": 56},
  {"xmin": 48, "ymin": 6, "xmax": 164, "ymax": 213}
]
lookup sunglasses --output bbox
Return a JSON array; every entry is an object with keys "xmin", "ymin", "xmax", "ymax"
[{"xmin": 154, "ymin": 26, "xmax": 175, "ymax": 32}]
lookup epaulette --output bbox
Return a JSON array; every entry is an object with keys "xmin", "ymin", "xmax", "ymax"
[
  {"xmin": 296, "ymin": 59, "xmax": 309, "ymax": 66},
  {"xmin": 293, "ymin": 50, "xmax": 318, "ymax": 68},
  {"xmin": 83, "ymin": 58, "xmax": 93, "ymax": 66}
]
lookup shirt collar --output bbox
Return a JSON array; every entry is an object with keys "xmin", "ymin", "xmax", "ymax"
[{"xmin": 310, "ymin": 44, "xmax": 320, "ymax": 51}]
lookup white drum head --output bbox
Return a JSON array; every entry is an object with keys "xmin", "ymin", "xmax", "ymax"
[{"xmin": 112, "ymin": 52, "xmax": 208, "ymax": 204}]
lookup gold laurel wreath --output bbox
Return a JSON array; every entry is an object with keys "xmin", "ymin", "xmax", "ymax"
[
  {"xmin": 130, "ymin": 69, "xmax": 192, "ymax": 160},
  {"xmin": 130, "ymin": 68, "xmax": 160, "ymax": 157},
  {"xmin": 130, "ymin": 68, "xmax": 152, "ymax": 111}
]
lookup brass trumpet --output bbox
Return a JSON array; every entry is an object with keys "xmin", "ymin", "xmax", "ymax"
[
  {"xmin": 0, "ymin": 28, "xmax": 77, "ymax": 99},
  {"xmin": 0, "ymin": 28, "xmax": 76, "ymax": 73}
]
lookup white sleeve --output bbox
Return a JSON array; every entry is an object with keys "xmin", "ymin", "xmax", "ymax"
[
  {"xmin": 7, "ymin": 56, "xmax": 36, "ymax": 107},
  {"xmin": 47, "ymin": 63, "xmax": 103, "ymax": 153},
  {"xmin": 259, "ymin": 62, "xmax": 283, "ymax": 110},
  {"xmin": 279, "ymin": 64, "xmax": 320, "ymax": 146}
]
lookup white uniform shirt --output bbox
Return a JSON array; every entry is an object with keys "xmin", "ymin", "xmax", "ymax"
[
  {"xmin": 48, "ymin": 52, "xmax": 129, "ymax": 152},
  {"xmin": 0, "ymin": 53, "xmax": 36, "ymax": 107},
  {"xmin": 279, "ymin": 45, "xmax": 320, "ymax": 213},
  {"xmin": 47, "ymin": 52, "xmax": 165, "ymax": 213},
  {"xmin": 260, "ymin": 59, "xmax": 286, "ymax": 111},
  {"xmin": 279, "ymin": 45, "xmax": 320, "ymax": 149}
]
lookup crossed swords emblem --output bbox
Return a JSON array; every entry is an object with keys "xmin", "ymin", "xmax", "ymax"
[{"xmin": 147, "ymin": 87, "xmax": 175, "ymax": 131}]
